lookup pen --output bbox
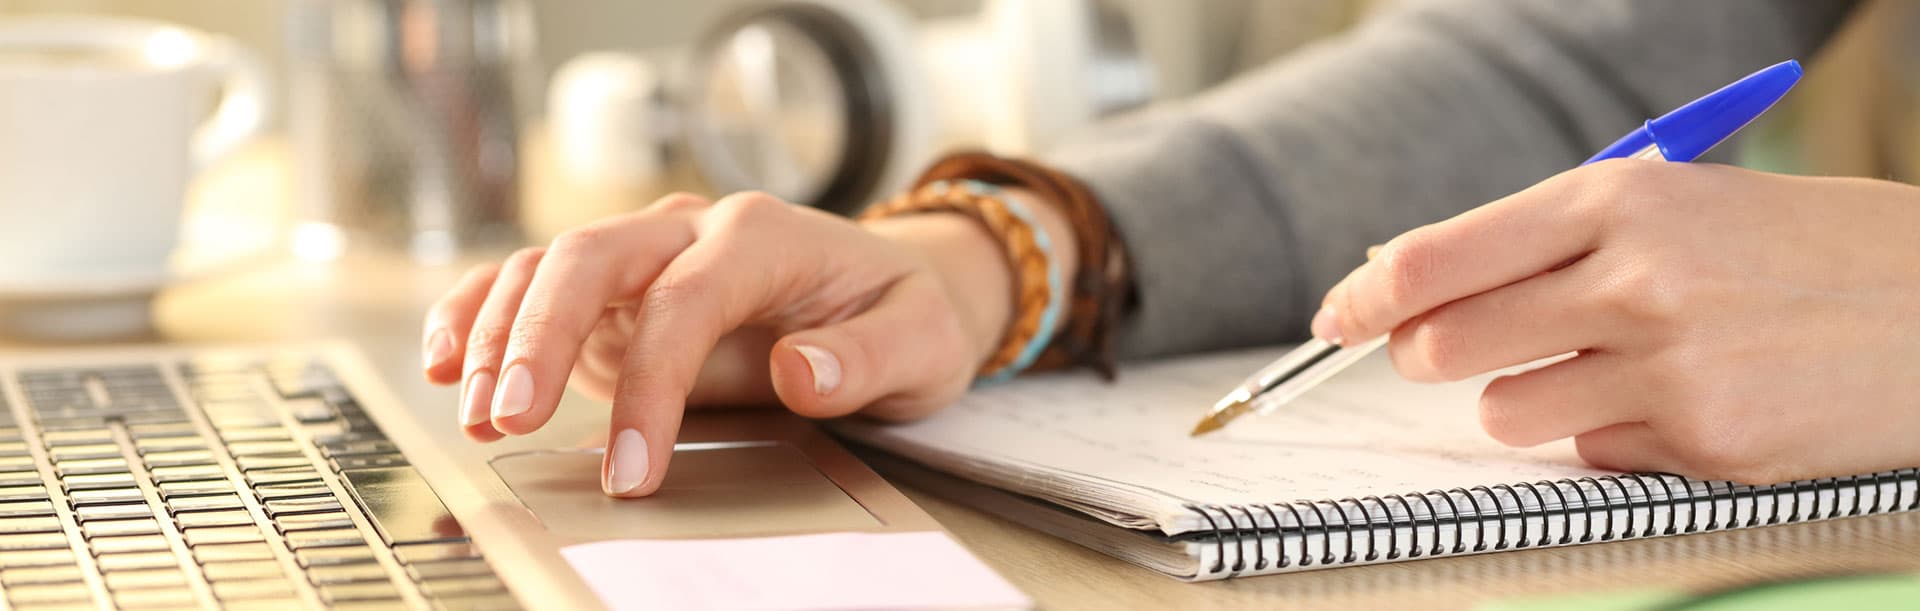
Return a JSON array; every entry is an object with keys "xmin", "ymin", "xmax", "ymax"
[{"xmin": 1191, "ymin": 59, "xmax": 1806, "ymax": 437}]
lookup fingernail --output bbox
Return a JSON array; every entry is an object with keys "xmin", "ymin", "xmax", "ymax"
[
  {"xmin": 1310, "ymin": 305, "xmax": 1344, "ymax": 346},
  {"xmin": 1365, "ymin": 244, "xmax": 1383, "ymax": 260},
  {"xmin": 492, "ymin": 362, "xmax": 534, "ymax": 420},
  {"xmin": 423, "ymin": 329, "xmax": 453, "ymax": 370},
  {"xmin": 794, "ymin": 344, "xmax": 841, "ymax": 396},
  {"xmin": 461, "ymin": 371, "xmax": 495, "ymax": 428},
  {"xmin": 605, "ymin": 428, "xmax": 650, "ymax": 495}
]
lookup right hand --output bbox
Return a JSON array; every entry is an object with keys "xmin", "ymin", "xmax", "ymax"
[{"xmin": 419, "ymin": 191, "xmax": 1038, "ymax": 497}]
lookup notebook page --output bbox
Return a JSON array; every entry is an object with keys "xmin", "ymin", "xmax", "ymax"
[{"xmin": 834, "ymin": 347, "xmax": 1616, "ymax": 535}]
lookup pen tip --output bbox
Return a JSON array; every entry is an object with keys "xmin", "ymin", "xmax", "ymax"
[{"xmin": 1189, "ymin": 415, "xmax": 1225, "ymax": 437}]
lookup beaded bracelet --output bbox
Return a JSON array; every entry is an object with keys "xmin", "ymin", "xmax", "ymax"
[{"xmin": 859, "ymin": 179, "xmax": 1066, "ymax": 382}]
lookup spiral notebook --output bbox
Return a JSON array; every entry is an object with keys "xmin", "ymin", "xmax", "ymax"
[{"xmin": 831, "ymin": 348, "xmax": 1920, "ymax": 581}]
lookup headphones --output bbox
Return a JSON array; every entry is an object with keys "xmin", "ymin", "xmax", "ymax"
[{"xmin": 548, "ymin": 0, "xmax": 1152, "ymax": 214}]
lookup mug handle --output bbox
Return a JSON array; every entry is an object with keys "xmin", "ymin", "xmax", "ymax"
[{"xmin": 190, "ymin": 37, "xmax": 271, "ymax": 174}]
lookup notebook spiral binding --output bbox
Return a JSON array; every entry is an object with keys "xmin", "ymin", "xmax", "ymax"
[{"xmin": 1183, "ymin": 468, "xmax": 1920, "ymax": 578}]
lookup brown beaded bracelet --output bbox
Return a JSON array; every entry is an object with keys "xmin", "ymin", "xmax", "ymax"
[
  {"xmin": 912, "ymin": 152, "xmax": 1132, "ymax": 380},
  {"xmin": 859, "ymin": 179, "xmax": 1059, "ymax": 379}
]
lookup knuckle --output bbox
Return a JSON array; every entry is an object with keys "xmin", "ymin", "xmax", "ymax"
[
  {"xmin": 709, "ymin": 191, "xmax": 790, "ymax": 227},
  {"xmin": 547, "ymin": 225, "xmax": 610, "ymax": 259},
  {"xmin": 1661, "ymin": 383, "xmax": 1774, "ymax": 483},
  {"xmin": 464, "ymin": 326, "xmax": 509, "ymax": 360},
  {"xmin": 506, "ymin": 307, "xmax": 559, "ymax": 350},
  {"xmin": 1599, "ymin": 262, "xmax": 1686, "ymax": 326},
  {"xmin": 1374, "ymin": 232, "xmax": 1439, "ymax": 313},
  {"xmin": 1476, "ymin": 380, "xmax": 1532, "ymax": 446},
  {"xmin": 502, "ymin": 247, "xmax": 547, "ymax": 275},
  {"xmin": 1389, "ymin": 317, "xmax": 1467, "ymax": 382},
  {"xmin": 652, "ymin": 192, "xmax": 710, "ymax": 212},
  {"xmin": 640, "ymin": 272, "xmax": 712, "ymax": 315}
]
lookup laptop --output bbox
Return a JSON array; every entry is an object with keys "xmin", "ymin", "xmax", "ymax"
[{"xmin": 0, "ymin": 341, "xmax": 951, "ymax": 609}]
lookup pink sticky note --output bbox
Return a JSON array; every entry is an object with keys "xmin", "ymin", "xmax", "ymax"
[{"xmin": 560, "ymin": 531, "xmax": 1031, "ymax": 611}]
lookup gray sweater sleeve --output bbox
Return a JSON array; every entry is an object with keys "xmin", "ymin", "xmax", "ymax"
[{"xmin": 1046, "ymin": 0, "xmax": 1857, "ymax": 359}]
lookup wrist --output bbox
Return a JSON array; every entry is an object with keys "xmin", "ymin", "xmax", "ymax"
[{"xmin": 864, "ymin": 187, "xmax": 1078, "ymax": 370}]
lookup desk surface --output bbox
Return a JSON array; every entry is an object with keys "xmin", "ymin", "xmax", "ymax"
[{"xmin": 20, "ymin": 143, "xmax": 1920, "ymax": 610}]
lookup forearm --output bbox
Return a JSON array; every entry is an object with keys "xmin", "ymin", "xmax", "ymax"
[{"xmin": 1046, "ymin": 0, "xmax": 1857, "ymax": 359}]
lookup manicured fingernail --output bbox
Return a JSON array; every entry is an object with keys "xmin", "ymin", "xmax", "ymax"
[
  {"xmin": 423, "ymin": 328, "xmax": 453, "ymax": 370},
  {"xmin": 794, "ymin": 344, "xmax": 841, "ymax": 396},
  {"xmin": 461, "ymin": 371, "xmax": 495, "ymax": 428},
  {"xmin": 492, "ymin": 362, "xmax": 534, "ymax": 421},
  {"xmin": 605, "ymin": 428, "xmax": 649, "ymax": 495},
  {"xmin": 1366, "ymin": 244, "xmax": 1383, "ymax": 260},
  {"xmin": 1310, "ymin": 305, "xmax": 1344, "ymax": 346}
]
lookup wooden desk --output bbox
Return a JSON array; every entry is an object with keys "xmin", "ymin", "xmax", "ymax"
[{"xmin": 50, "ymin": 143, "xmax": 1920, "ymax": 610}]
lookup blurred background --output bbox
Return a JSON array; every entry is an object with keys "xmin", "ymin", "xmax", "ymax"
[{"xmin": 0, "ymin": 0, "xmax": 1915, "ymax": 341}]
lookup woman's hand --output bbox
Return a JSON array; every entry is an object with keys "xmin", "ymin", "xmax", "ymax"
[
  {"xmin": 419, "ymin": 190, "xmax": 1070, "ymax": 497},
  {"xmin": 1314, "ymin": 161, "xmax": 1920, "ymax": 484}
]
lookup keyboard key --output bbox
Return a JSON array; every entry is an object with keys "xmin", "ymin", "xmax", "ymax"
[
  {"xmin": 35, "ymin": 417, "xmax": 111, "ymax": 432},
  {"xmin": 391, "ymin": 542, "xmax": 479, "ymax": 564},
  {"xmin": 247, "ymin": 469, "xmax": 323, "ymax": 487},
  {"xmin": 55, "ymin": 457, "xmax": 128, "ymax": 475},
  {"xmin": 318, "ymin": 581, "xmax": 402, "ymax": 603},
  {"xmin": 42, "ymin": 429, "xmax": 114, "ymax": 446},
  {"xmin": 111, "ymin": 586, "xmax": 196, "ymax": 607},
  {"xmin": 202, "ymin": 559, "xmax": 287, "ymax": 581},
  {"xmin": 134, "ymin": 436, "xmax": 208, "ymax": 454},
  {"xmin": 176, "ymin": 509, "xmax": 255, "ymax": 529},
  {"xmin": 81, "ymin": 517, "xmax": 162, "ymax": 538},
  {"xmin": 429, "ymin": 593, "xmax": 522, "ymax": 611},
  {"xmin": 264, "ymin": 495, "xmax": 342, "ymax": 516},
  {"xmin": 148, "ymin": 464, "xmax": 223, "ymax": 483},
  {"xmin": 5, "ymin": 581, "xmax": 93, "ymax": 604},
  {"xmin": 127, "ymin": 421, "xmax": 199, "ymax": 438},
  {"xmin": 306, "ymin": 561, "xmax": 393, "ymax": 584},
  {"xmin": 182, "ymin": 525, "xmax": 265, "ymax": 546},
  {"xmin": 273, "ymin": 511, "xmax": 355, "ymax": 533},
  {"xmin": 329, "ymin": 454, "xmax": 409, "ymax": 472},
  {"xmin": 406, "ymin": 558, "xmax": 495, "ymax": 581},
  {"xmin": 219, "ymin": 427, "xmax": 293, "ymax": 443},
  {"xmin": 0, "ymin": 440, "xmax": 30, "ymax": 456},
  {"xmin": 1, "ymin": 563, "xmax": 85, "ymax": 585},
  {"xmin": 0, "ymin": 549, "xmax": 75, "ymax": 570},
  {"xmin": 61, "ymin": 471, "xmax": 138, "ymax": 491},
  {"xmin": 420, "ymin": 575, "xmax": 508, "ymax": 597},
  {"xmin": 321, "ymin": 440, "xmax": 397, "ymax": 459},
  {"xmin": 68, "ymin": 487, "xmax": 144, "ymax": 505},
  {"xmin": 192, "ymin": 542, "xmax": 276, "ymax": 563},
  {"xmin": 89, "ymin": 534, "xmax": 171, "ymax": 554},
  {"xmin": 47, "ymin": 444, "xmax": 121, "ymax": 462},
  {"xmin": 143, "ymin": 450, "xmax": 216, "ymax": 468},
  {"xmin": 74, "ymin": 502, "xmax": 153, "ymax": 522},
  {"xmin": 95, "ymin": 550, "xmax": 179, "ymax": 571},
  {"xmin": 0, "ymin": 470, "xmax": 41, "ymax": 486},
  {"xmin": 0, "ymin": 531, "xmax": 70, "ymax": 550},
  {"xmin": 0, "ymin": 484, "xmax": 48, "ymax": 501},
  {"xmin": 157, "ymin": 479, "xmax": 234, "ymax": 499},
  {"xmin": 340, "ymin": 466, "xmax": 466, "ymax": 546},
  {"xmin": 228, "ymin": 441, "xmax": 302, "ymax": 457},
  {"xmin": 294, "ymin": 545, "xmax": 376, "ymax": 567},
  {"xmin": 0, "ymin": 515, "xmax": 62, "ymax": 534},
  {"xmin": 256, "ymin": 482, "xmax": 333, "ymax": 501},
  {"xmin": 237, "ymin": 455, "xmax": 312, "ymax": 471},
  {"xmin": 0, "ymin": 499, "xmax": 57, "ymax": 517},
  {"xmin": 213, "ymin": 577, "xmax": 298, "ymax": 600},
  {"xmin": 104, "ymin": 567, "xmax": 187, "ymax": 590},
  {"xmin": 169, "ymin": 493, "xmax": 245, "ymax": 513},
  {"xmin": 284, "ymin": 528, "xmax": 367, "ymax": 549},
  {"xmin": 286, "ymin": 397, "xmax": 337, "ymax": 423},
  {"xmin": 225, "ymin": 597, "xmax": 306, "ymax": 610},
  {"xmin": 0, "ymin": 455, "xmax": 39, "ymax": 470}
]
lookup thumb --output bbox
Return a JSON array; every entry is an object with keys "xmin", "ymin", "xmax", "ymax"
[{"xmin": 769, "ymin": 274, "xmax": 974, "ymax": 421}]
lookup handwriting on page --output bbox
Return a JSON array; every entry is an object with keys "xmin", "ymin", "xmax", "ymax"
[{"xmin": 842, "ymin": 348, "xmax": 1608, "ymax": 515}]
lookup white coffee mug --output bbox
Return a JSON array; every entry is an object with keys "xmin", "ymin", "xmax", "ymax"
[{"xmin": 0, "ymin": 15, "xmax": 267, "ymax": 291}]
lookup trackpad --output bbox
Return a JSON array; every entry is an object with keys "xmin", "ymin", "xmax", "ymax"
[{"xmin": 489, "ymin": 444, "xmax": 880, "ymax": 543}]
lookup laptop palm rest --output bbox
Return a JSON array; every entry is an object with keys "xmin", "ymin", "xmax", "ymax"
[{"xmin": 489, "ymin": 443, "xmax": 881, "ymax": 543}]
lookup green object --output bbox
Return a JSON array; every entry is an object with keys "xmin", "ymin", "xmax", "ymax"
[{"xmin": 1480, "ymin": 573, "xmax": 1920, "ymax": 611}]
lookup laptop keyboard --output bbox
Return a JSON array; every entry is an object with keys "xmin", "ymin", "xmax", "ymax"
[{"xmin": 0, "ymin": 352, "xmax": 520, "ymax": 610}]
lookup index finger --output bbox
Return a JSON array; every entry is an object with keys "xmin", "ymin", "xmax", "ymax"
[{"xmin": 1319, "ymin": 162, "xmax": 1622, "ymax": 344}]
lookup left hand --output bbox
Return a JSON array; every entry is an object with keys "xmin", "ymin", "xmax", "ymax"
[{"xmin": 1313, "ymin": 160, "xmax": 1920, "ymax": 484}]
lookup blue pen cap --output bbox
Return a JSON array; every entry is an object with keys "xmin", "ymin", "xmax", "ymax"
[{"xmin": 1645, "ymin": 59, "xmax": 1802, "ymax": 163}]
